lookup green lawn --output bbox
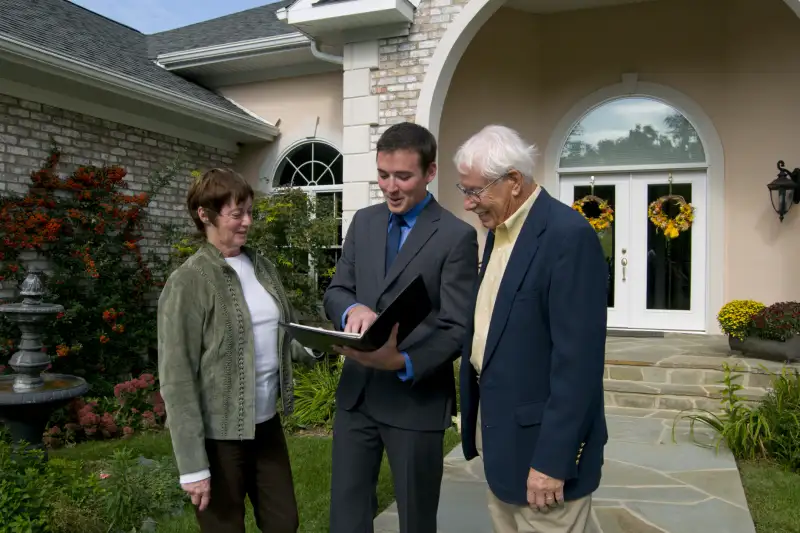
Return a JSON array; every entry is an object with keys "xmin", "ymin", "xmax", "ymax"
[
  {"xmin": 739, "ymin": 460, "xmax": 800, "ymax": 533},
  {"xmin": 51, "ymin": 427, "xmax": 462, "ymax": 533}
]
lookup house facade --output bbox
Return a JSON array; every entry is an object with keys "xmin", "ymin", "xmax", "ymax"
[{"xmin": 2, "ymin": 0, "xmax": 800, "ymax": 335}]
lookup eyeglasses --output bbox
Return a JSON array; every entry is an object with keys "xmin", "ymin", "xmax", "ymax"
[
  {"xmin": 455, "ymin": 172, "xmax": 510, "ymax": 202},
  {"xmin": 218, "ymin": 210, "xmax": 252, "ymax": 221},
  {"xmin": 203, "ymin": 208, "xmax": 253, "ymax": 221}
]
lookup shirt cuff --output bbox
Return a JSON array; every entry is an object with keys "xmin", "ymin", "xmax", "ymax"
[
  {"xmin": 341, "ymin": 303, "xmax": 360, "ymax": 330},
  {"xmin": 179, "ymin": 469, "xmax": 210, "ymax": 485},
  {"xmin": 397, "ymin": 351, "xmax": 413, "ymax": 381}
]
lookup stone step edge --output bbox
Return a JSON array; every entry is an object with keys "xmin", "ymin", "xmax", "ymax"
[
  {"xmin": 604, "ymin": 378, "xmax": 767, "ymax": 400},
  {"xmin": 605, "ymin": 390, "xmax": 749, "ymax": 413},
  {"xmin": 606, "ymin": 357, "xmax": 797, "ymax": 375},
  {"xmin": 605, "ymin": 363, "xmax": 775, "ymax": 389}
]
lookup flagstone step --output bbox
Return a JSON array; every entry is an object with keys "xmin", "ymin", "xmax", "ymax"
[
  {"xmin": 601, "ymin": 336, "xmax": 800, "ymax": 412},
  {"xmin": 603, "ymin": 379, "xmax": 765, "ymax": 412}
]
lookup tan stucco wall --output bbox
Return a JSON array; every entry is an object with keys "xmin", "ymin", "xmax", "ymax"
[
  {"xmin": 220, "ymin": 71, "xmax": 343, "ymax": 190},
  {"xmin": 439, "ymin": 0, "xmax": 800, "ymax": 309}
]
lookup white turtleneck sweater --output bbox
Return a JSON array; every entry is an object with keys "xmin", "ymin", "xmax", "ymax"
[{"xmin": 179, "ymin": 252, "xmax": 281, "ymax": 485}]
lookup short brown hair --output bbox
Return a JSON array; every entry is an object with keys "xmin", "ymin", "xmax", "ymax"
[{"xmin": 187, "ymin": 168, "xmax": 254, "ymax": 232}]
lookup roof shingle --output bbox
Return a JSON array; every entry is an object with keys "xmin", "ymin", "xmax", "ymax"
[
  {"xmin": 147, "ymin": 1, "xmax": 296, "ymax": 57},
  {"xmin": 0, "ymin": 0, "xmax": 254, "ymax": 118}
]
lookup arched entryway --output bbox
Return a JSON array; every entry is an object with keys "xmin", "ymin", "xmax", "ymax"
[{"xmin": 543, "ymin": 80, "xmax": 724, "ymax": 333}]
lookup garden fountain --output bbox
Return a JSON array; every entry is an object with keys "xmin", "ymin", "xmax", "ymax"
[{"xmin": 0, "ymin": 271, "xmax": 88, "ymax": 457}]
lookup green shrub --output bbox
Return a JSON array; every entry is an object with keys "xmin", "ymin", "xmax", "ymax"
[
  {"xmin": 0, "ymin": 442, "xmax": 100, "ymax": 533},
  {"xmin": 96, "ymin": 448, "xmax": 186, "ymax": 532},
  {"xmin": 674, "ymin": 363, "xmax": 800, "ymax": 469},
  {"xmin": 290, "ymin": 357, "xmax": 342, "ymax": 430}
]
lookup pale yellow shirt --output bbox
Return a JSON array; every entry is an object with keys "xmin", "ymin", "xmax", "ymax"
[{"xmin": 471, "ymin": 186, "xmax": 541, "ymax": 374}]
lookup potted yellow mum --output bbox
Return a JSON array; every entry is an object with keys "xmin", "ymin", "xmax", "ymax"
[{"xmin": 717, "ymin": 299, "xmax": 765, "ymax": 351}]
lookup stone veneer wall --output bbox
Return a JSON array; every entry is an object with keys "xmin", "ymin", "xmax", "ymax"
[
  {"xmin": 0, "ymin": 93, "xmax": 238, "ymax": 297},
  {"xmin": 341, "ymin": 0, "xmax": 469, "ymax": 233},
  {"xmin": 372, "ymin": 0, "xmax": 469, "ymax": 139}
]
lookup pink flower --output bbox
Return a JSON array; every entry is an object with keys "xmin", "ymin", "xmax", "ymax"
[
  {"xmin": 99, "ymin": 473, "xmax": 110, "ymax": 479},
  {"xmin": 122, "ymin": 426, "xmax": 134, "ymax": 439}
]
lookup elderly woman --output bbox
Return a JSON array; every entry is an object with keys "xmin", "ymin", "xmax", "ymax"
[{"xmin": 157, "ymin": 168, "xmax": 314, "ymax": 532}]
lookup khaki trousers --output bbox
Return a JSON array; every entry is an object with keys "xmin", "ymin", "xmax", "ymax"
[{"xmin": 476, "ymin": 409, "xmax": 596, "ymax": 533}]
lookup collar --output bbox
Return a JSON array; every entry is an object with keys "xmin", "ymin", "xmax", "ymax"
[
  {"xmin": 496, "ymin": 185, "xmax": 540, "ymax": 242},
  {"xmin": 200, "ymin": 240, "xmax": 257, "ymax": 268},
  {"xmin": 390, "ymin": 192, "xmax": 433, "ymax": 228}
]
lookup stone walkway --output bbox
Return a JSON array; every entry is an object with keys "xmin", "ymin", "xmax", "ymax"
[{"xmin": 373, "ymin": 406, "xmax": 756, "ymax": 533}]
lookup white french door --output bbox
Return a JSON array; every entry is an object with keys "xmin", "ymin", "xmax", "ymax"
[{"xmin": 559, "ymin": 171, "xmax": 707, "ymax": 332}]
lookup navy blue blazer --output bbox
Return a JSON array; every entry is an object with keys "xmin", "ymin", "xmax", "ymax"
[{"xmin": 460, "ymin": 187, "xmax": 608, "ymax": 506}]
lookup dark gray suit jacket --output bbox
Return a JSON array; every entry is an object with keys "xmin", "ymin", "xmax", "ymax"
[{"xmin": 323, "ymin": 197, "xmax": 479, "ymax": 431}]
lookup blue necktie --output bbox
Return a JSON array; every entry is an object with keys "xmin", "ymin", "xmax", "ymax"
[{"xmin": 385, "ymin": 214, "xmax": 406, "ymax": 275}]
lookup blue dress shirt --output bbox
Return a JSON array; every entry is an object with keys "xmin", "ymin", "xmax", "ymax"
[{"xmin": 341, "ymin": 193, "xmax": 433, "ymax": 381}]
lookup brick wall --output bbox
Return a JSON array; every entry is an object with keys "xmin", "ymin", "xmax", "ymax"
[
  {"xmin": 0, "ymin": 93, "xmax": 238, "ymax": 258},
  {"xmin": 371, "ymin": 0, "xmax": 469, "ymax": 146},
  {"xmin": 0, "ymin": 93, "xmax": 239, "ymax": 299}
]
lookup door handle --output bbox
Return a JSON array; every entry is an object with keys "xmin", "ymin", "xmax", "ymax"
[{"xmin": 621, "ymin": 257, "xmax": 628, "ymax": 281}]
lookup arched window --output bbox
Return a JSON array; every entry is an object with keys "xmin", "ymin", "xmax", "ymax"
[
  {"xmin": 559, "ymin": 97, "xmax": 706, "ymax": 169},
  {"xmin": 274, "ymin": 140, "xmax": 343, "ymax": 188},
  {"xmin": 273, "ymin": 140, "xmax": 344, "ymax": 291}
]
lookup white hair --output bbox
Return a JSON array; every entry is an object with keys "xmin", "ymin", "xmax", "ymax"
[{"xmin": 453, "ymin": 125, "xmax": 537, "ymax": 183}]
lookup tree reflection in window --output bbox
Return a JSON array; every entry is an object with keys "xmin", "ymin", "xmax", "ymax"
[{"xmin": 559, "ymin": 98, "xmax": 706, "ymax": 168}]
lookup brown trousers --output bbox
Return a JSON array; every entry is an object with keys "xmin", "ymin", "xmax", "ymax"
[{"xmin": 195, "ymin": 416, "xmax": 299, "ymax": 533}]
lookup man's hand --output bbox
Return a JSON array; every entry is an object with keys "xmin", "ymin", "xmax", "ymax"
[
  {"xmin": 344, "ymin": 304, "xmax": 378, "ymax": 334},
  {"xmin": 182, "ymin": 478, "xmax": 211, "ymax": 511},
  {"xmin": 336, "ymin": 324, "xmax": 405, "ymax": 371},
  {"xmin": 527, "ymin": 468, "xmax": 564, "ymax": 511}
]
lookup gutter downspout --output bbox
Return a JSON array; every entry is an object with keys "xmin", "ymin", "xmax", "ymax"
[
  {"xmin": 276, "ymin": 5, "xmax": 343, "ymax": 64},
  {"xmin": 310, "ymin": 39, "xmax": 343, "ymax": 65}
]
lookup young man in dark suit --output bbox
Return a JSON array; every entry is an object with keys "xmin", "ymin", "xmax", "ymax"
[
  {"xmin": 324, "ymin": 122, "xmax": 479, "ymax": 533},
  {"xmin": 456, "ymin": 125, "xmax": 608, "ymax": 533}
]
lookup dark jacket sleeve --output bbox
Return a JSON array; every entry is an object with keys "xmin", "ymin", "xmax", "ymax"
[
  {"xmin": 406, "ymin": 226, "xmax": 479, "ymax": 383},
  {"xmin": 530, "ymin": 222, "xmax": 608, "ymax": 481},
  {"xmin": 322, "ymin": 210, "xmax": 359, "ymax": 331}
]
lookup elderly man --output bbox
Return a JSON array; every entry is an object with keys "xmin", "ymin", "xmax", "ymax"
[{"xmin": 455, "ymin": 125, "xmax": 608, "ymax": 532}]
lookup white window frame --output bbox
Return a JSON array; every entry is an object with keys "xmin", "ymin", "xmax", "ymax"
[
  {"xmin": 272, "ymin": 139, "xmax": 344, "ymax": 291},
  {"xmin": 543, "ymin": 78, "xmax": 725, "ymax": 334}
]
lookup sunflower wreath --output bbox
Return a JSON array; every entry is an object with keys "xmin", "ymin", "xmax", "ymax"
[
  {"xmin": 571, "ymin": 195, "xmax": 614, "ymax": 234},
  {"xmin": 648, "ymin": 195, "xmax": 695, "ymax": 240}
]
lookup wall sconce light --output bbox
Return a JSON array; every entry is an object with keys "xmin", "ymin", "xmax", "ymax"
[{"xmin": 768, "ymin": 161, "xmax": 800, "ymax": 222}]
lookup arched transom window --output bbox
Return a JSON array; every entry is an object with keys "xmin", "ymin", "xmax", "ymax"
[
  {"xmin": 559, "ymin": 97, "xmax": 706, "ymax": 169},
  {"xmin": 275, "ymin": 140, "xmax": 343, "ymax": 188}
]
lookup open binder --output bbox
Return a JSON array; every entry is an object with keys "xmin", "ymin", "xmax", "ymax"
[{"xmin": 280, "ymin": 275, "xmax": 432, "ymax": 354}]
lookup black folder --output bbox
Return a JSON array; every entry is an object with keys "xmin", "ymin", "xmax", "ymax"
[{"xmin": 280, "ymin": 275, "xmax": 432, "ymax": 354}]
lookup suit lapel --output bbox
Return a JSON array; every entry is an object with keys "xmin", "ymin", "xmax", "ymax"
[
  {"xmin": 481, "ymin": 190, "xmax": 552, "ymax": 373},
  {"xmin": 380, "ymin": 199, "xmax": 441, "ymax": 295}
]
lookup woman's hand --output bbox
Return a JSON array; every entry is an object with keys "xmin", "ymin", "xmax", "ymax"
[{"xmin": 182, "ymin": 478, "xmax": 211, "ymax": 511}]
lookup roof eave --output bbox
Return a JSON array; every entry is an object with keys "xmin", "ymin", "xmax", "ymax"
[
  {"xmin": 0, "ymin": 32, "xmax": 279, "ymax": 142},
  {"xmin": 155, "ymin": 32, "xmax": 311, "ymax": 70}
]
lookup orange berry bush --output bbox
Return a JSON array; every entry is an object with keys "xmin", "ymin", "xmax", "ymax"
[{"xmin": 0, "ymin": 144, "xmax": 178, "ymax": 395}]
